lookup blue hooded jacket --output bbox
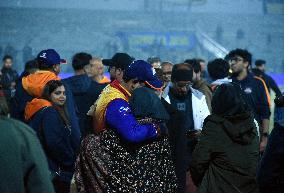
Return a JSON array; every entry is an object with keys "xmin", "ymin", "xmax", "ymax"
[
  {"xmin": 28, "ymin": 106, "xmax": 80, "ymax": 183},
  {"xmin": 63, "ymin": 75, "xmax": 105, "ymax": 136}
]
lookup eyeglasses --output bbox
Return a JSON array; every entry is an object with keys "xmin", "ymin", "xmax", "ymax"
[
  {"xmin": 229, "ymin": 57, "xmax": 244, "ymax": 63},
  {"xmin": 174, "ymin": 82, "xmax": 192, "ymax": 89},
  {"xmin": 163, "ymin": 71, "xmax": 172, "ymax": 75}
]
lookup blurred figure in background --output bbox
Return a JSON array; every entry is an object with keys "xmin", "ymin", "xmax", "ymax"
[
  {"xmin": 19, "ymin": 59, "xmax": 39, "ymax": 79},
  {"xmin": 196, "ymin": 58, "xmax": 210, "ymax": 82},
  {"xmin": 252, "ymin": 59, "xmax": 282, "ymax": 97},
  {"xmin": 185, "ymin": 59, "xmax": 212, "ymax": 112},
  {"xmin": 190, "ymin": 83, "xmax": 259, "ymax": 193},
  {"xmin": 87, "ymin": 57, "xmax": 110, "ymax": 84},
  {"xmin": 257, "ymin": 95, "xmax": 284, "ymax": 193},
  {"xmin": 1, "ymin": 55, "xmax": 19, "ymax": 102},
  {"xmin": 0, "ymin": 92, "xmax": 55, "ymax": 193},
  {"xmin": 161, "ymin": 61, "xmax": 173, "ymax": 88},
  {"xmin": 207, "ymin": 58, "xmax": 231, "ymax": 91},
  {"xmin": 25, "ymin": 80, "xmax": 80, "ymax": 193},
  {"xmin": 228, "ymin": 48, "xmax": 270, "ymax": 153},
  {"xmin": 63, "ymin": 52, "xmax": 104, "ymax": 137},
  {"xmin": 147, "ymin": 56, "xmax": 161, "ymax": 74},
  {"xmin": 0, "ymin": 82, "xmax": 9, "ymax": 116}
]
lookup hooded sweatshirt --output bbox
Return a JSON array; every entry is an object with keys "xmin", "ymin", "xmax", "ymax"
[
  {"xmin": 62, "ymin": 74, "xmax": 105, "ymax": 136},
  {"xmin": 190, "ymin": 112, "xmax": 259, "ymax": 193}
]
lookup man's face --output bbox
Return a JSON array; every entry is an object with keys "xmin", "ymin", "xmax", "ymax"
[
  {"xmin": 192, "ymin": 71, "xmax": 201, "ymax": 83},
  {"xmin": 172, "ymin": 80, "xmax": 192, "ymax": 98},
  {"xmin": 89, "ymin": 60, "xmax": 104, "ymax": 77},
  {"xmin": 108, "ymin": 66, "xmax": 116, "ymax": 81},
  {"xmin": 162, "ymin": 64, "xmax": 172, "ymax": 84},
  {"xmin": 152, "ymin": 61, "xmax": 161, "ymax": 69},
  {"xmin": 257, "ymin": 64, "xmax": 265, "ymax": 72},
  {"xmin": 108, "ymin": 66, "xmax": 124, "ymax": 82},
  {"xmin": 3, "ymin": 58, "xmax": 12, "ymax": 68},
  {"xmin": 123, "ymin": 79, "xmax": 143, "ymax": 93},
  {"xmin": 229, "ymin": 55, "xmax": 248, "ymax": 75},
  {"xmin": 53, "ymin": 64, "xmax": 61, "ymax": 75},
  {"xmin": 200, "ymin": 61, "xmax": 206, "ymax": 72}
]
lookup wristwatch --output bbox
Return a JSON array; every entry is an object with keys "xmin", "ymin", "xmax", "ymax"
[{"xmin": 262, "ymin": 132, "xmax": 269, "ymax": 137}]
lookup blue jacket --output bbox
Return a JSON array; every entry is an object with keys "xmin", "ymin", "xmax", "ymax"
[
  {"xmin": 10, "ymin": 76, "xmax": 81, "ymax": 145},
  {"xmin": 232, "ymin": 73, "xmax": 270, "ymax": 123},
  {"xmin": 28, "ymin": 106, "xmax": 80, "ymax": 183},
  {"xmin": 63, "ymin": 75, "xmax": 105, "ymax": 136},
  {"xmin": 105, "ymin": 98, "xmax": 158, "ymax": 143}
]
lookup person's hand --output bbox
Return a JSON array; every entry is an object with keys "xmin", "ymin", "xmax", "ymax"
[
  {"xmin": 155, "ymin": 123, "xmax": 168, "ymax": 137},
  {"xmin": 260, "ymin": 136, "xmax": 268, "ymax": 153}
]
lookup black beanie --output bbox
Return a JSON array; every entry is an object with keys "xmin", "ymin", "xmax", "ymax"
[{"xmin": 171, "ymin": 69, "xmax": 193, "ymax": 82}]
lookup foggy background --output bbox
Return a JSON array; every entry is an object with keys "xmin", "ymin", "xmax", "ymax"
[{"xmin": 0, "ymin": 0, "xmax": 284, "ymax": 75}]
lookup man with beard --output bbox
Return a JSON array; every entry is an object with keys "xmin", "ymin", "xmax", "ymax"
[
  {"xmin": 162, "ymin": 63, "xmax": 210, "ymax": 192},
  {"xmin": 227, "ymin": 49, "xmax": 270, "ymax": 153},
  {"xmin": 102, "ymin": 53, "xmax": 134, "ymax": 82}
]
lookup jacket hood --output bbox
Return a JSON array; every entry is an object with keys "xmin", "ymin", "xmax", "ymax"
[
  {"xmin": 22, "ymin": 71, "xmax": 60, "ymax": 97},
  {"xmin": 24, "ymin": 98, "xmax": 52, "ymax": 120},
  {"xmin": 206, "ymin": 112, "xmax": 256, "ymax": 144},
  {"xmin": 63, "ymin": 75, "xmax": 92, "ymax": 94}
]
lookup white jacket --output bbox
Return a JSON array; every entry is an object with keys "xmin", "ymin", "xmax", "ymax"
[{"xmin": 163, "ymin": 83, "xmax": 210, "ymax": 130}]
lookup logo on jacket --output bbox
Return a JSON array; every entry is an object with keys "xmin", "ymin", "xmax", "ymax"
[
  {"xmin": 244, "ymin": 87, "xmax": 252, "ymax": 94},
  {"xmin": 177, "ymin": 103, "xmax": 186, "ymax": 111}
]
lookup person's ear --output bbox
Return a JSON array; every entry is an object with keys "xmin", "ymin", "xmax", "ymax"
[{"xmin": 243, "ymin": 61, "xmax": 249, "ymax": 69}]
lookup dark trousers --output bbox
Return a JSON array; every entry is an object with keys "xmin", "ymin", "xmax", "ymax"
[{"xmin": 53, "ymin": 177, "xmax": 70, "ymax": 193}]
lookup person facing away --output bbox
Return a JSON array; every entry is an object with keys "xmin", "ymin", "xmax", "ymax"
[
  {"xmin": 86, "ymin": 57, "xmax": 110, "ymax": 84},
  {"xmin": 24, "ymin": 80, "xmax": 80, "ymax": 193},
  {"xmin": 207, "ymin": 58, "xmax": 232, "ymax": 91},
  {"xmin": 0, "ymin": 97, "xmax": 54, "ymax": 193},
  {"xmin": 190, "ymin": 82, "xmax": 259, "ymax": 193},
  {"xmin": 227, "ymin": 48, "xmax": 270, "ymax": 153},
  {"xmin": 0, "ymin": 55, "xmax": 19, "ymax": 102},
  {"xmin": 75, "ymin": 60, "xmax": 177, "ymax": 193},
  {"xmin": 62, "ymin": 52, "xmax": 105, "ymax": 137},
  {"xmin": 252, "ymin": 59, "xmax": 282, "ymax": 97},
  {"xmin": 257, "ymin": 95, "xmax": 284, "ymax": 193},
  {"xmin": 18, "ymin": 59, "xmax": 39, "ymax": 79}
]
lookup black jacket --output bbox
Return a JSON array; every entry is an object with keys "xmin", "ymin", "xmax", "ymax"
[
  {"xmin": 0, "ymin": 67, "xmax": 18, "ymax": 100},
  {"xmin": 190, "ymin": 112, "xmax": 259, "ymax": 193},
  {"xmin": 63, "ymin": 75, "xmax": 105, "ymax": 136},
  {"xmin": 161, "ymin": 98, "xmax": 187, "ymax": 193},
  {"xmin": 257, "ymin": 123, "xmax": 284, "ymax": 193},
  {"xmin": 252, "ymin": 68, "xmax": 282, "ymax": 97},
  {"xmin": 232, "ymin": 73, "xmax": 270, "ymax": 124}
]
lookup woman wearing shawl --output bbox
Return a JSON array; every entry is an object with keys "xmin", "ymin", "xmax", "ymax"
[{"xmin": 75, "ymin": 60, "xmax": 177, "ymax": 192}]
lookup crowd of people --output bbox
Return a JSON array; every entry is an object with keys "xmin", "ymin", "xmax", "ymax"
[{"xmin": 0, "ymin": 48, "xmax": 283, "ymax": 193}]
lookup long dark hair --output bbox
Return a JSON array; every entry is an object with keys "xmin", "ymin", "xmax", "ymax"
[
  {"xmin": 211, "ymin": 82, "xmax": 249, "ymax": 116},
  {"xmin": 42, "ymin": 80, "xmax": 70, "ymax": 126}
]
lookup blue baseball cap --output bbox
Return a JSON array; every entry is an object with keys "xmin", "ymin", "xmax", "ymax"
[
  {"xmin": 37, "ymin": 49, "xmax": 66, "ymax": 66},
  {"xmin": 125, "ymin": 60, "xmax": 163, "ymax": 90}
]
